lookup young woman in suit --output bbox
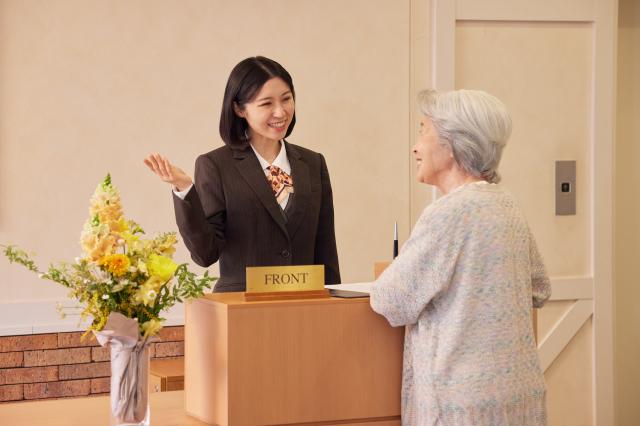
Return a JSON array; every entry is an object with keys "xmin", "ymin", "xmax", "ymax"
[{"xmin": 144, "ymin": 56, "xmax": 340, "ymax": 292}]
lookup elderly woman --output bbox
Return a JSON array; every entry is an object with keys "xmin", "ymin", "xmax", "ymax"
[{"xmin": 370, "ymin": 89, "xmax": 551, "ymax": 425}]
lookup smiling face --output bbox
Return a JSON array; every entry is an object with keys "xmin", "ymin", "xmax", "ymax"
[
  {"xmin": 413, "ymin": 115, "xmax": 455, "ymax": 185},
  {"xmin": 234, "ymin": 77, "xmax": 295, "ymax": 145}
]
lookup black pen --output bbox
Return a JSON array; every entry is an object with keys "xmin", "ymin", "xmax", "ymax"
[{"xmin": 393, "ymin": 221, "xmax": 398, "ymax": 259}]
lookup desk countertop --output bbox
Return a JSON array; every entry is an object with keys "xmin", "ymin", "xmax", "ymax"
[
  {"xmin": 201, "ymin": 282, "xmax": 374, "ymax": 308},
  {"xmin": 0, "ymin": 390, "xmax": 207, "ymax": 426}
]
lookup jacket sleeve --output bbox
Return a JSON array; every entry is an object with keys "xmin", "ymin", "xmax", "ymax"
[
  {"xmin": 314, "ymin": 154, "xmax": 341, "ymax": 284},
  {"xmin": 173, "ymin": 155, "xmax": 226, "ymax": 267},
  {"xmin": 529, "ymin": 231, "xmax": 551, "ymax": 308}
]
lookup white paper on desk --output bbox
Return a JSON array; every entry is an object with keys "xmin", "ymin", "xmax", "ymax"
[{"xmin": 325, "ymin": 282, "xmax": 374, "ymax": 294}]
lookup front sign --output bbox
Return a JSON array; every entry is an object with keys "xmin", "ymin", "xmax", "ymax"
[{"xmin": 246, "ymin": 265, "xmax": 325, "ymax": 294}]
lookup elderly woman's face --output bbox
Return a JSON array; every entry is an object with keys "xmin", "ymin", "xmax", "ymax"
[{"xmin": 413, "ymin": 116, "xmax": 454, "ymax": 185}]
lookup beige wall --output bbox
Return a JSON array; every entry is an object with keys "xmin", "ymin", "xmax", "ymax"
[
  {"xmin": 1, "ymin": 1, "xmax": 629, "ymax": 423},
  {"xmin": 0, "ymin": 0, "xmax": 413, "ymax": 302},
  {"xmin": 615, "ymin": 0, "xmax": 640, "ymax": 424}
]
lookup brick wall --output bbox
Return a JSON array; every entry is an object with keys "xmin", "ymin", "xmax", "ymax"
[{"xmin": 0, "ymin": 326, "xmax": 184, "ymax": 402}]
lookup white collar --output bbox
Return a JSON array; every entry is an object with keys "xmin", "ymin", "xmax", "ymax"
[{"xmin": 250, "ymin": 141, "xmax": 291, "ymax": 174}]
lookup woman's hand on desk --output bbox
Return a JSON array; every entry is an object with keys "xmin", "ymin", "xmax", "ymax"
[{"xmin": 144, "ymin": 153, "xmax": 193, "ymax": 192}]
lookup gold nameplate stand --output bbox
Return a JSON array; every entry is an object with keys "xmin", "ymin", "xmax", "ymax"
[{"xmin": 244, "ymin": 265, "xmax": 330, "ymax": 301}]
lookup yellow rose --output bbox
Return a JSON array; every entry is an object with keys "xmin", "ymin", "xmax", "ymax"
[{"xmin": 146, "ymin": 254, "xmax": 178, "ymax": 281}]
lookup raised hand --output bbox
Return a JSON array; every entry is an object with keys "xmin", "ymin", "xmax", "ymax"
[{"xmin": 143, "ymin": 153, "xmax": 193, "ymax": 192}]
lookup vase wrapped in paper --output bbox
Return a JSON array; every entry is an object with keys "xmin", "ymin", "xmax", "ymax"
[
  {"xmin": 96, "ymin": 312, "xmax": 157, "ymax": 425},
  {"xmin": 3, "ymin": 174, "xmax": 216, "ymax": 426}
]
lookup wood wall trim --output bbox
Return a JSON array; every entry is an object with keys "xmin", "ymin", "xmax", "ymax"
[{"xmin": 538, "ymin": 299, "xmax": 593, "ymax": 372}]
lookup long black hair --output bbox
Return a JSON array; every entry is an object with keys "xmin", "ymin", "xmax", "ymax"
[{"xmin": 219, "ymin": 56, "xmax": 296, "ymax": 148}]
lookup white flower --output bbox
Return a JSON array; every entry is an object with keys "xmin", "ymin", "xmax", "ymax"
[
  {"xmin": 101, "ymin": 294, "xmax": 109, "ymax": 300},
  {"xmin": 74, "ymin": 257, "xmax": 82, "ymax": 264}
]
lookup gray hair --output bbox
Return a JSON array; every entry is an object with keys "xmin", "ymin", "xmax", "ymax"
[{"xmin": 417, "ymin": 89, "xmax": 512, "ymax": 183}]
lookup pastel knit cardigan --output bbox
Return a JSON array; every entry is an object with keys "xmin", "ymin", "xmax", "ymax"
[{"xmin": 370, "ymin": 183, "xmax": 551, "ymax": 426}]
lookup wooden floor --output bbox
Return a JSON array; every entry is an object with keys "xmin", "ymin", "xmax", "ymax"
[{"xmin": 0, "ymin": 390, "xmax": 207, "ymax": 426}]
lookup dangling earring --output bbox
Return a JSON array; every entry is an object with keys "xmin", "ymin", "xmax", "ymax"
[{"xmin": 244, "ymin": 128, "xmax": 250, "ymax": 141}]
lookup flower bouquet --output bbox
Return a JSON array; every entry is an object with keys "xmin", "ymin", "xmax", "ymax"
[{"xmin": 3, "ymin": 174, "xmax": 215, "ymax": 425}]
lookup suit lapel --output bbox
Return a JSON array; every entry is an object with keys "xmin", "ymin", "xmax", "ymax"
[
  {"xmin": 233, "ymin": 147, "xmax": 289, "ymax": 238},
  {"xmin": 285, "ymin": 142, "xmax": 310, "ymax": 239}
]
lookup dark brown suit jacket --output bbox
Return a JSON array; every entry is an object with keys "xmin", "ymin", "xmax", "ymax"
[{"xmin": 173, "ymin": 141, "xmax": 341, "ymax": 292}]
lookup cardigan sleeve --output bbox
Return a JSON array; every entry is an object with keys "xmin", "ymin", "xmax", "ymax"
[
  {"xmin": 369, "ymin": 202, "xmax": 466, "ymax": 327},
  {"xmin": 529, "ymin": 231, "xmax": 551, "ymax": 308}
]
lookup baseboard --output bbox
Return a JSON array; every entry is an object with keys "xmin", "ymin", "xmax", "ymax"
[{"xmin": 0, "ymin": 298, "xmax": 184, "ymax": 336}]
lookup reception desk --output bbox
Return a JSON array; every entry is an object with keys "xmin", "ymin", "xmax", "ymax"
[{"xmin": 185, "ymin": 292, "xmax": 404, "ymax": 426}]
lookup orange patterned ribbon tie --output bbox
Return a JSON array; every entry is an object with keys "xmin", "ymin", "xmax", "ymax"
[{"xmin": 266, "ymin": 165, "xmax": 294, "ymax": 204}]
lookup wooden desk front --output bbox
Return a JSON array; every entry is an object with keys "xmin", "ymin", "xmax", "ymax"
[{"xmin": 185, "ymin": 293, "xmax": 404, "ymax": 426}]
